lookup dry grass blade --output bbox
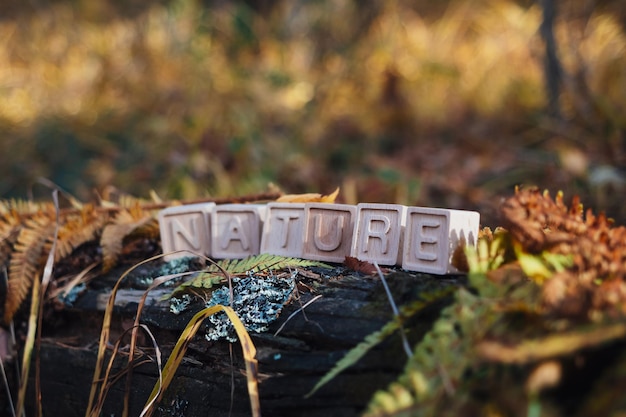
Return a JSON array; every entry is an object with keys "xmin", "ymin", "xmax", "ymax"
[
  {"xmin": 88, "ymin": 249, "xmax": 232, "ymax": 417},
  {"xmin": 274, "ymin": 294, "xmax": 323, "ymax": 337},
  {"xmin": 375, "ymin": 262, "xmax": 412, "ymax": 359},
  {"xmin": 16, "ymin": 190, "xmax": 60, "ymax": 417},
  {"xmin": 477, "ymin": 322, "xmax": 626, "ymax": 365},
  {"xmin": 91, "ymin": 324, "xmax": 163, "ymax": 416},
  {"xmin": 15, "ymin": 265, "xmax": 40, "ymax": 417},
  {"xmin": 47, "ymin": 261, "xmax": 99, "ymax": 301},
  {"xmin": 85, "ymin": 253, "xmax": 168, "ymax": 417},
  {"xmin": 137, "ymin": 324, "xmax": 162, "ymax": 417},
  {"xmin": 0, "ymin": 269, "xmax": 16, "ymax": 417},
  {"xmin": 141, "ymin": 304, "xmax": 260, "ymax": 417},
  {"xmin": 123, "ymin": 268, "xmax": 204, "ymax": 417}
]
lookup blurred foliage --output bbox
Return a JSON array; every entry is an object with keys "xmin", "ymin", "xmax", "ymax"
[
  {"xmin": 0, "ymin": 0, "xmax": 625, "ymax": 225},
  {"xmin": 364, "ymin": 188, "xmax": 626, "ymax": 417}
]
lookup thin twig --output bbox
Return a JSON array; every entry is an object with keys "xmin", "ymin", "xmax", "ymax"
[
  {"xmin": 0, "ymin": 268, "xmax": 16, "ymax": 417},
  {"xmin": 0, "ymin": 335, "xmax": 16, "ymax": 417},
  {"xmin": 274, "ymin": 295, "xmax": 323, "ymax": 337},
  {"xmin": 374, "ymin": 262, "xmax": 413, "ymax": 359}
]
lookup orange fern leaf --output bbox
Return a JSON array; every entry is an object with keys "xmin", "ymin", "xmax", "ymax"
[
  {"xmin": 0, "ymin": 211, "xmax": 23, "ymax": 268},
  {"xmin": 100, "ymin": 207, "xmax": 155, "ymax": 272},
  {"xmin": 0, "ymin": 199, "xmax": 53, "ymax": 217},
  {"xmin": 4, "ymin": 212, "xmax": 56, "ymax": 323},
  {"xmin": 54, "ymin": 205, "xmax": 109, "ymax": 261}
]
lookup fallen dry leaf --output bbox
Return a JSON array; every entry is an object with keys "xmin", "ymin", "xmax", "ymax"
[
  {"xmin": 276, "ymin": 187, "xmax": 339, "ymax": 203},
  {"xmin": 344, "ymin": 256, "xmax": 389, "ymax": 275}
]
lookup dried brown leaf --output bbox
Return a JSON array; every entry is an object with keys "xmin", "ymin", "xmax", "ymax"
[
  {"xmin": 500, "ymin": 187, "xmax": 626, "ymax": 317},
  {"xmin": 5, "ymin": 212, "xmax": 56, "ymax": 323},
  {"xmin": 100, "ymin": 207, "xmax": 154, "ymax": 272},
  {"xmin": 55, "ymin": 205, "xmax": 109, "ymax": 261},
  {"xmin": 276, "ymin": 187, "xmax": 339, "ymax": 203},
  {"xmin": 344, "ymin": 256, "xmax": 389, "ymax": 275}
]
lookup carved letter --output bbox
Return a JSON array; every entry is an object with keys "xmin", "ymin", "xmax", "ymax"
[
  {"xmin": 360, "ymin": 214, "xmax": 391, "ymax": 254},
  {"xmin": 158, "ymin": 203, "xmax": 215, "ymax": 261},
  {"xmin": 402, "ymin": 207, "xmax": 480, "ymax": 274},
  {"xmin": 276, "ymin": 213, "xmax": 301, "ymax": 248},
  {"xmin": 221, "ymin": 216, "xmax": 250, "ymax": 250},
  {"xmin": 303, "ymin": 203, "xmax": 356, "ymax": 263},
  {"xmin": 260, "ymin": 203, "xmax": 305, "ymax": 257},
  {"xmin": 414, "ymin": 218, "xmax": 440, "ymax": 261},
  {"xmin": 351, "ymin": 203, "xmax": 405, "ymax": 265},
  {"xmin": 212, "ymin": 204, "xmax": 265, "ymax": 259},
  {"xmin": 313, "ymin": 214, "xmax": 344, "ymax": 251}
]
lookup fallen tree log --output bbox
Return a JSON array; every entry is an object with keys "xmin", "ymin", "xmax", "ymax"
[{"xmin": 13, "ymin": 269, "xmax": 456, "ymax": 417}]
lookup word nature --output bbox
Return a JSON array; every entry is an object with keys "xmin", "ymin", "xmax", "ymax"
[{"xmin": 159, "ymin": 202, "xmax": 480, "ymax": 275}]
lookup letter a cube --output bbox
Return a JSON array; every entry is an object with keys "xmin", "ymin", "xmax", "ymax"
[
  {"xmin": 159, "ymin": 203, "xmax": 215, "ymax": 260},
  {"xmin": 402, "ymin": 207, "xmax": 480, "ymax": 274},
  {"xmin": 212, "ymin": 204, "xmax": 266, "ymax": 259},
  {"xmin": 261, "ymin": 203, "xmax": 306, "ymax": 257},
  {"xmin": 351, "ymin": 203, "xmax": 406, "ymax": 266},
  {"xmin": 303, "ymin": 203, "xmax": 356, "ymax": 263}
]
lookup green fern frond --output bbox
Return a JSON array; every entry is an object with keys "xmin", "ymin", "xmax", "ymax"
[
  {"xmin": 307, "ymin": 286, "xmax": 456, "ymax": 398},
  {"xmin": 169, "ymin": 253, "xmax": 331, "ymax": 297},
  {"xmin": 364, "ymin": 288, "xmax": 498, "ymax": 417}
]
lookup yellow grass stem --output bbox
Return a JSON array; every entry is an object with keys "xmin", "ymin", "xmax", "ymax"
[{"xmin": 141, "ymin": 304, "xmax": 260, "ymax": 417}]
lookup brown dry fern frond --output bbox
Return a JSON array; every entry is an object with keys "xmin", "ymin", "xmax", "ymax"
[
  {"xmin": 54, "ymin": 204, "xmax": 109, "ymax": 261},
  {"xmin": 5, "ymin": 210, "xmax": 57, "ymax": 323},
  {"xmin": 0, "ymin": 191, "xmax": 281, "ymax": 323},
  {"xmin": 0, "ymin": 210, "xmax": 23, "ymax": 268},
  {"xmin": 100, "ymin": 205, "xmax": 156, "ymax": 272},
  {"xmin": 500, "ymin": 187, "xmax": 626, "ymax": 317}
]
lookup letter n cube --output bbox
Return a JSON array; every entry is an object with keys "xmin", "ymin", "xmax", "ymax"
[{"xmin": 159, "ymin": 203, "xmax": 215, "ymax": 260}]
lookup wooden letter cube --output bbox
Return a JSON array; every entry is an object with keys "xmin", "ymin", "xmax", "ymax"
[
  {"xmin": 159, "ymin": 203, "xmax": 215, "ymax": 260},
  {"xmin": 351, "ymin": 203, "xmax": 406, "ymax": 266},
  {"xmin": 261, "ymin": 203, "xmax": 306, "ymax": 257},
  {"xmin": 211, "ymin": 204, "xmax": 266, "ymax": 259},
  {"xmin": 303, "ymin": 203, "xmax": 356, "ymax": 263},
  {"xmin": 402, "ymin": 207, "xmax": 480, "ymax": 274}
]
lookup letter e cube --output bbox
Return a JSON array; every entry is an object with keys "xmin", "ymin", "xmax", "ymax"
[{"xmin": 402, "ymin": 207, "xmax": 480, "ymax": 274}]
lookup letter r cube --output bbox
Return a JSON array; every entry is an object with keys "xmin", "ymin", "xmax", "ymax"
[{"xmin": 351, "ymin": 203, "xmax": 406, "ymax": 266}]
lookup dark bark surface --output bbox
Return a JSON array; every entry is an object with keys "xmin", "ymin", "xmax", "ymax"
[{"xmin": 5, "ymin": 269, "xmax": 456, "ymax": 417}]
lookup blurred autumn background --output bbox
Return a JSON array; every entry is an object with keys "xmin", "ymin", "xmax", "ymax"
[{"xmin": 0, "ymin": 0, "xmax": 624, "ymax": 226}]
